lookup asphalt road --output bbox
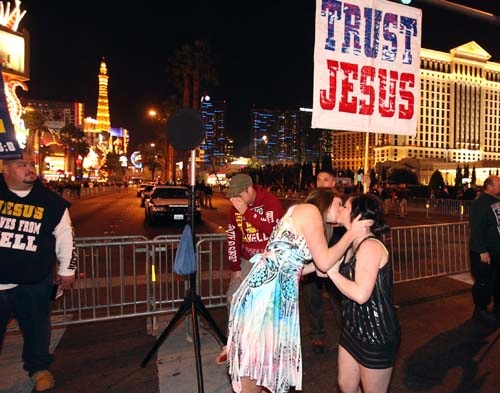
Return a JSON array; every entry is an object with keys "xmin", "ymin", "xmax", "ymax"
[
  {"xmin": 68, "ymin": 187, "xmax": 464, "ymax": 239},
  {"xmin": 68, "ymin": 187, "xmax": 228, "ymax": 239}
]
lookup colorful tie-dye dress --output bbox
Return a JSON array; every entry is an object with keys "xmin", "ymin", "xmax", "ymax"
[{"xmin": 227, "ymin": 206, "xmax": 312, "ymax": 393}]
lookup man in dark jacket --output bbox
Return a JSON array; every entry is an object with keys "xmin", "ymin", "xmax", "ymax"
[
  {"xmin": 469, "ymin": 175, "xmax": 500, "ymax": 327},
  {"xmin": 301, "ymin": 169, "xmax": 345, "ymax": 352},
  {"xmin": 0, "ymin": 152, "xmax": 77, "ymax": 391}
]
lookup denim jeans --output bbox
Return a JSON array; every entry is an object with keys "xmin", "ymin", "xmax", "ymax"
[
  {"xmin": 0, "ymin": 274, "xmax": 53, "ymax": 376},
  {"xmin": 226, "ymin": 258, "xmax": 253, "ymax": 313}
]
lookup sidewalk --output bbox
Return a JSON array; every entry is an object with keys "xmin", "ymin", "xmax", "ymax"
[{"xmin": 3, "ymin": 274, "xmax": 500, "ymax": 393}]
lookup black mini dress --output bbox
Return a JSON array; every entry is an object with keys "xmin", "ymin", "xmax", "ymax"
[{"xmin": 338, "ymin": 237, "xmax": 401, "ymax": 369}]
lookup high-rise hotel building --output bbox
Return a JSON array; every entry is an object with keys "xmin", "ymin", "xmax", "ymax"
[
  {"xmin": 331, "ymin": 41, "xmax": 500, "ymax": 184},
  {"xmin": 199, "ymin": 98, "xmax": 233, "ymax": 170},
  {"xmin": 252, "ymin": 108, "xmax": 300, "ymax": 164}
]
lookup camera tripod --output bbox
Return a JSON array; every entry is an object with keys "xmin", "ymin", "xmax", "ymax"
[{"xmin": 141, "ymin": 150, "xmax": 227, "ymax": 393}]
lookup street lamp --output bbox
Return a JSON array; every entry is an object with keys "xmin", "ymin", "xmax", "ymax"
[
  {"xmin": 200, "ymin": 95, "xmax": 210, "ymax": 105},
  {"xmin": 147, "ymin": 109, "xmax": 174, "ymax": 183},
  {"xmin": 254, "ymin": 135, "xmax": 267, "ymax": 160}
]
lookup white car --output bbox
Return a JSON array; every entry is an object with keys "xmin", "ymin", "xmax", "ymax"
[{"xmin": 144, "ymin": 185, "xmax": 202, "ymax": 225}]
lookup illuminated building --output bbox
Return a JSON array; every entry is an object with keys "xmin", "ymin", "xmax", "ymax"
[
  {"xmin": 251, "ymin": 108, "xmax": 299, "ymax": 164},
  {"xmin": 96, "ymin": 58, "xmax": 111, "ymax": 132},
  {"xmin": 329, "ymin": 41, "xmax": 500, "ymax": 185},
  {"xmin": 80, "ymin": 59, "xmax": 130, "ymax": 179},
  {"xmin": 0, "ymin": 0, "xmax": 29, "ymax": 149},
  {"xmin": 22, "ymin": 99, "xmax": 86, "ymax": 179},
  {"xmin": 88, "ymin": 59, "xmax": 128, "ymax": 155},
  {"xmin": 23, "ymin": 100, "xmax": 85, "ymax": 130},
  {"xmin": 199, "ymin": 98, "xmax": 231, "ymax": 170},
  {"xmin": 251, "ymin": 42, "xmax": 500, "ymax": 185},
  {"xmin": 22, "ymin": 58, "xmax": 128, "ymax": 181},
  {"xmin": 297, "ymin": 108, "xmax": 332, "ymax": 164}
]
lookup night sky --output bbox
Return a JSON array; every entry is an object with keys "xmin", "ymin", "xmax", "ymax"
[{"xmin": 16, "ymin": 0, "xmax": 500, "ymax": 155}]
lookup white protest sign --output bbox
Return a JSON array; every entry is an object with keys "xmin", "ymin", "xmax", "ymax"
[{"xmin": 313, "ymin": 0, "xmax": 422, "ymax": 136}]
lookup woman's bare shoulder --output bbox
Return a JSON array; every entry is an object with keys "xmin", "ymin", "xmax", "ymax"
[
  {"xmin": 291, "ymin": 203, "xmax": 321, "ymax": 227},
  {"xmin": 292, "ymin": 202, "xmax": 318, "ymax": 214}
]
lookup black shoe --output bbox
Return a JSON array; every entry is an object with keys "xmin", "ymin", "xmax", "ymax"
[{"xmin": 473, "ymin": 307, "xmax": 500, "ymax": 327}]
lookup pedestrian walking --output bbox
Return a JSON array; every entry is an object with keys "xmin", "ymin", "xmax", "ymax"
[{"xmin": 397, "ymin": 183, "xmax": 410, "ymax": 217}]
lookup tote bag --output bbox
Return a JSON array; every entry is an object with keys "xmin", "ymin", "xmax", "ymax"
[{"xmin": 173, "ymin": 224, "xmax": 197, "ymax": 275}]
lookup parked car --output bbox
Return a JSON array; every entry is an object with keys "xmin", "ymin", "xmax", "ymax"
[{"xmin": 144, "ymin": 185, "xmax": 202, "ymax": 225}]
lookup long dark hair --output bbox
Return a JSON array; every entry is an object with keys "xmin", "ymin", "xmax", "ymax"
[
  {"xmin": 304, "ymin": 187, "xmax": 339, "ymax": 239},
  {"xmin": 349, "ymin": 193, "xmax": 390, "ymax": 236}
]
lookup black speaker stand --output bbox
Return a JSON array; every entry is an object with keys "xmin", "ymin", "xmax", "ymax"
[
  {"xmin": 141, "ymin": 151, "xmax": 227, "ymax": 393},
  {"xmin": 140, "ymin": 275, "xmax": 227, "ymax": 392}
]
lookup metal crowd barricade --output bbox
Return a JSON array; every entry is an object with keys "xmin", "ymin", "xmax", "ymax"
[
  {"xmin": 427, "ymin": 198, "xmax": 471, "ymax": 219},
  {"xmin": 386, "ymin": 222, "xmax": 470, "ymax": 282},
  {"xmin": 45, "ymin": 223, "xmax": 471, "ymax": 330},
  {"xmin": 50, "ymin": 233, "xmax": 228, "ymax": 333},
  {"xmin": 51, "ymin": 235, "xmax": 151, "ymax": 326}
]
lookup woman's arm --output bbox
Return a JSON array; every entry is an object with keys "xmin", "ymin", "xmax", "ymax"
[
  {"xmin": 302, "ymin": 262, "xmax": 317, "ymax": 275},
  {"xmin": 327, "ymin": 239, "xmax": 387, "ymax": 304},
  {"xmin": 293, "ymin": 204, "xmax": 372, "ymax": 273}
]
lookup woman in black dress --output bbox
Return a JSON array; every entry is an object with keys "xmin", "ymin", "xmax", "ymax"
[{"xmin": 323, "ymin": 193, "xmax": 400, "ymax": 393}]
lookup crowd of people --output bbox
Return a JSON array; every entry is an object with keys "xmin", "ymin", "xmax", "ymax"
[
  {"xmin": 217, "ymin": 171, "xmax": 500, "ymax": 393},
  {"xmin": 2, "ymin": 150, "xmax": 499, "ymax": 392},
  {"xmin": 218, "ymin": 172, "xmax": 400, "ymax": 393},
  {"xmin": 370, "ymin": 182, "xmax": 411, "ymax": 218},
  {"xmin": 195, "ymin": 180, "xmax": 216, "ymax": 209}
]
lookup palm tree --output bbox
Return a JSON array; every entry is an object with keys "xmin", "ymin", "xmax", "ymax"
[
  {"xmin": 59, "ymin": 123, "xmax": 90, "ymax": 178},
  {"xmin": 137, "ymin": 142, "xmax": 163, "ymax": 181},
  {"xmin": 21, "ymin": 109, "xmax": 49, "ymax": 176},
  {"xmin": 150, "ymin": 95, "xmax": 180, "ymax": 182},
  {"xmin": 429, "ymin": 169, "xmax": 445, "ymax": 191},
  {"xmin": 101, "ymin": 152, "xmax": 125, "ymax": 183},
  {"xmin": 166, "ymin": 40, "xmax": 218, "ymax": 183}
]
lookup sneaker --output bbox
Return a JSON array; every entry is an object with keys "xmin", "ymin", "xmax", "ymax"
[
  {"xmin": 32, "ymin": 370, "xmax": 55, "ymax": 392},
  {"xmin": 215, "ymin": 346, "xmax": 228, "ymax": 365}
]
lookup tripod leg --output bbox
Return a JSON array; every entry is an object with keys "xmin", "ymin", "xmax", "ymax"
[
  {"xmin": 194, "ymin": 295, "xmax": 227, "ymax": 345},
  {"xmin": 190, "ymin": 301, "xmax": 205, "ymax": 393},
  {"xmin": 141, "ymin": 298, "xmax": 193, "ymax": 368}
]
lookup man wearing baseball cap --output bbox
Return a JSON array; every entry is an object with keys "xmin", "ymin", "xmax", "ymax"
[
  {"xmin": 0, "ymin": 152, "xmax": 77, "ymax": 391},
  {"xmin": 215, "ymin": 173, "xmax": 284, "ymax": 364}
]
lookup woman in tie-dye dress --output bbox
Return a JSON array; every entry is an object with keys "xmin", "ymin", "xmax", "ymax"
[{"xmin": 226, "ymin": 188, "xmax": 372, "ymax": 393}]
